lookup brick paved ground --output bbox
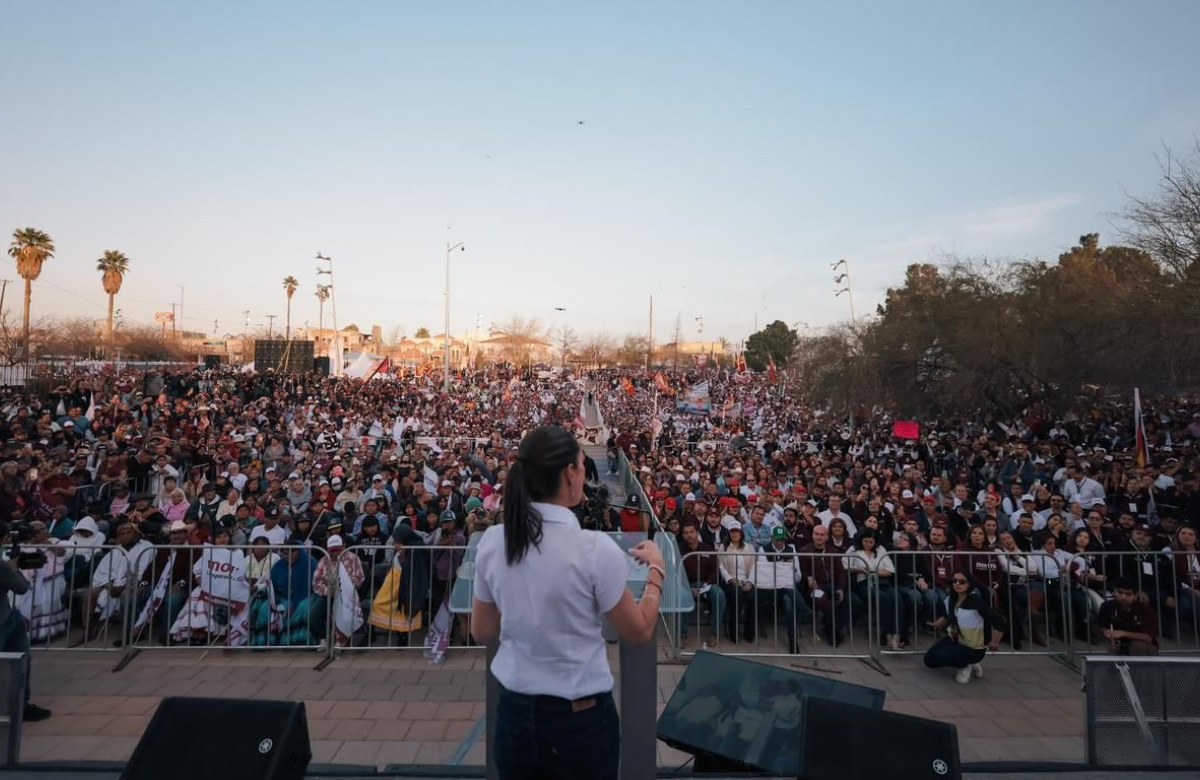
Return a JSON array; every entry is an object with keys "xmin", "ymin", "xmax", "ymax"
[{"xmin": 22, "ymin": 643, "xmax": 1087, "ymax": 769}]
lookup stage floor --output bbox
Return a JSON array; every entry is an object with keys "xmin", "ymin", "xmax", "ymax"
[{"xmin": 0, "ymin": 766, "xmax": 1193, "ymax": 780}]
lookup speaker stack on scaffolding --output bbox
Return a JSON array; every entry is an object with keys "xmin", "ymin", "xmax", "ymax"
[{"xmin": 253, "ymin": 339, "xmax": 315, "ymax": 374}]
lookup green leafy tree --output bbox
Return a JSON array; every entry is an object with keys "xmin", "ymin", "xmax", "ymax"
[{"xmin": 744, "ymin": 320, "xmax": 798, "ymax": 371}]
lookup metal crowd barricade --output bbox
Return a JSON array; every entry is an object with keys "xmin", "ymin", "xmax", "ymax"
[
  {"xmin": 1063, "ymin": 549, "xmax": 1200, "ymax": 665},
  {"xmin": 121, "ymin": 543, "xmax": 331, "ymax": 656},
  {"xmin": 337, "ymin": 541, "xmax": 480, "ymax": 656},
  {"xmin": 671, "ymin": 547, "xmax": 1094, "ymax": 666},
  {"xmin": 878, "ymin": 549, "xmax": 1074, "ymax": 662},
  {"xmin": 15, "ymin": 543, "xmax": 136, "ymax": 655},
  {"xmin": 676, "ymin": 549, "xmax": 878, "ymax": 662}
]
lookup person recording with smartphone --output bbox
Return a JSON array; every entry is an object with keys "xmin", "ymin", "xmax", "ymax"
[{"xmin": 0, "ymin": 521, "xmax": 53, "ymax": 721}]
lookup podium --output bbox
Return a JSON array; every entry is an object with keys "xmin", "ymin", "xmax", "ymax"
[
  {"xmin": 450, "ymin": 528, "xmax": 693, "ymax": 780},
  {"xmin": 1, "ymin": 652, "xmax": 25, "ymax": 767}
]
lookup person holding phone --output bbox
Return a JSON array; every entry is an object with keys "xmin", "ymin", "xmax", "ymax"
[
  {"xmin": 0, "ymin": 521, "xmax": 53, "ymax": 721},
  {"xmin": 471, "ymin": 426, "xmax": 665, "ymax": 780}
]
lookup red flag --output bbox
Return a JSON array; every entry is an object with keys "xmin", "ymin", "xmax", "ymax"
[
  {"xmin": 767, "ymin": 358, "xmax": 778, "ymax": 384},
  {"xmin": 892, "ymin": 420, "xmax": 920, "ymax": 440},
  {"xmin": 736, "ymin": 354, "xmax": 748, "ymax": 374},
  {"xmin": 1134, "ymin": 388, "xmax": 1149, "ymax": 468},
  {"xmin": 363, "ymin": 357, "xmax": 390, "ymax": 383},
  {"xmin": 654, "ymin": 372, "xmax": 671, "ymax": 396},
  {"xmin": 622, "ymin": 377, "xmax": 636, "ymax": 398}
]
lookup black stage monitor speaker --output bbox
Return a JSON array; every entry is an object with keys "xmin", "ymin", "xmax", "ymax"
[
  {"xmin": 799, "ymin": 696, "xmax": 961, "ymax": 780},
  {"xmin": 254, "ymin": 339, "xmax": 315, "ymax": 373},
  {"xmin": 313, "ymin": 355, "xmax": 331, "ymax": 376},
  {"xmin": 121, "ymin": 697, "xmax": 311, "ymax": 780},
  {"xmin": 657, "ymin": 650, "xmax": 886, "ymax": 775}
]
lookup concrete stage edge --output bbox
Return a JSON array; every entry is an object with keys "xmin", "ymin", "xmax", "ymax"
[{"xmin": 1, "ymin": 764, "xmax": 1197, "ymax": 779}]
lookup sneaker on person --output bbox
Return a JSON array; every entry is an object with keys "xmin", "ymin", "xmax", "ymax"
[
  {"xmin": 971, "ymin": 662, "xmax": 983, "ymax": 679},
  {"xmin": 24, "ymin": 703, "xmax": 52, "ymax": 722},
  {"xmin": 954, "ymin": 667, "xmax": 972, "ymax": 685}
]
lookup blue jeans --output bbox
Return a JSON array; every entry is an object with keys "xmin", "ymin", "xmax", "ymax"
[
  {"xmin": 916, "ymin": 586, "xmax": 948, "ymax": 623},
  {"xmin": 756, "ymin": 587, "xmax": 813, "ymax": 646},
  {"xmin": 923, "ymin": 636, "xmax": 986, "ymax": 670},
  {"xmin": 495, "ymin": 686, "xmax": 619, "ymax": 780},
  {"xmin": 0, "ymin": 611, "xmax": 31, "ymax": 704},
  {"xmin": 682, "ymin": 583, "xmax": 726, "ymax": 639}
]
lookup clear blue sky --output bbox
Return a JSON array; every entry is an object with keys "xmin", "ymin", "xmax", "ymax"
[{"xmin": 3, "ymin": 1, "xmax": 1198, "ymax": 345}]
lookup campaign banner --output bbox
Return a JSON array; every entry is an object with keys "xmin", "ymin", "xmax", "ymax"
[
  {"xmin": 200, "ymin": 546, "xmax": 249, "ymax": 606},
  {"xmin": 677, "ymin": 381, "xmax": 712, "ymax": 415}
]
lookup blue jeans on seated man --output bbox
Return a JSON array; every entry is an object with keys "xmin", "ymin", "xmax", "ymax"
[
  {"xmin": 755, "ymin": 587, "xmax": 814, "ymax": 649},
  {"xmin": 682, "ymin": 582, "xmax": 725, "ymax": 640},
  {"xmin": 495, "ymin": 686, "xmax": 619, "ymax": 780}
]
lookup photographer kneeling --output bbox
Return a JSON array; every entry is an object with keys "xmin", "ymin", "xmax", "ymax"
[{"xmin": 0, "ymin": 521, "xmax": 53, "ymax": 721}]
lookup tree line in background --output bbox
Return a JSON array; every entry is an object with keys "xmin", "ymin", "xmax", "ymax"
[
  {"xmin": 793, "ymin": 143, "xmax": 1200, "ymax": 418},
  {"xmin": 8, "ymin": 143, "xmax": 1197, "ymax": 405}
]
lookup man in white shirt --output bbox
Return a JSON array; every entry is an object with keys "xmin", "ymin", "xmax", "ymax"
[
  {"xmin": 1062, "ymin": 465, "xmax": 1105, "ymax": 506},
  {"xmin": 817, "ymin": 495, "xmax": 858, "ymax": 538}
]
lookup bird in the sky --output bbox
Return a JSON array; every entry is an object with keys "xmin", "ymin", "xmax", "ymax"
[
  {"xmin": 554, "ymin": 307, "xmax": 566, "ymax": 311},
  {"xmin": 577, "ymin": 120, "xmax": 585, "ymax": 125}
]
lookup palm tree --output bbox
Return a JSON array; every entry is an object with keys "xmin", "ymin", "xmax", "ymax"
[
  {"xmin": 96, "ymin": 250, "xmax": 130, "ymax": 345},
  {"xmin": 7, "ymin": 227, "xmax": 55, "ymax": 361},
  {"xmin": 282, "ymin": 276, "xmax": 299, "ymax": 339}
]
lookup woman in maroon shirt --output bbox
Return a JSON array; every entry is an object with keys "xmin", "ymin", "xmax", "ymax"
[{"xmin": 962, "ymin": 525, "xmax": 1003, "ymax": 599}]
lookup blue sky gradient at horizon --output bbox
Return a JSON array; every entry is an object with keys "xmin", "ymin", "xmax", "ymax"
[{"xmin": 2, "ymin": 1, "xmax": 1198, "ymax": 345}]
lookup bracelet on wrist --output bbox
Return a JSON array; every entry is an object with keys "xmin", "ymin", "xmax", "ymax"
[{"xmin": 647, "ymin": 563, "xmax": 667, "ymax": 581}]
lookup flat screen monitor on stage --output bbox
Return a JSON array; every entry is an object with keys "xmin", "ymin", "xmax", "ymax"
[{"xmin": 656, "ymin": 651, "xmax": 886, "ymax": 775}]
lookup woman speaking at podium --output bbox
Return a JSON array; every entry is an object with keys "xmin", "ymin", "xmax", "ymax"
[{"xmin": 472, "ymin": 425, "xmax": 666, "ymax": 780}]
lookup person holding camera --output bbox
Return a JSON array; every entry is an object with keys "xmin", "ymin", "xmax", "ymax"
[{"xmin": 0, "ymin": 521, "xmax": 53, "ymax": 721}]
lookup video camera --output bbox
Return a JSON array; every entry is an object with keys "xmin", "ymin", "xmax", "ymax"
[
  {"xmin": 578, "ymin": 484, "xmax": 612, "ymax": 531},
  {"xmin": 4, "ymin": 523, "xmax": 49, "ymax": 570}
]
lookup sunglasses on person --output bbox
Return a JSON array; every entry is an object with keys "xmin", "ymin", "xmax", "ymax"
[{"xmin": 951, "ymin": 578, "xmax": 969, "ymax": 585}]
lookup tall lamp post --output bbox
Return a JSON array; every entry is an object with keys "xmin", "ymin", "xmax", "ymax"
[
  {"xmin": 444, "ymin": 241, "xmax": 465, "ymax": 391},
  {"xmin": 832, "ymin": 258, "xmax": 857, "ymax": 323},
  {"xmin": 316, "ymin": 253, "xmax": 339, "ymax": 375}
]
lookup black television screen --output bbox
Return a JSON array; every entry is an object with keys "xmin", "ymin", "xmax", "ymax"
[{"xmin": 656, "ymin": 650, "xmax": 886, "ymax": 775}]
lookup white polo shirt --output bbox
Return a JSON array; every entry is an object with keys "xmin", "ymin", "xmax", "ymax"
[{"xmin": 474, "ymin": 501, "xmax": 630, "ymax": 699}]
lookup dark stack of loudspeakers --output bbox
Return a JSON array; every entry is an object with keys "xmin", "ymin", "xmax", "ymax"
[
  {"xmin": 253, "ymin": 339, "xmax": 315, "ymax": 373},
  {"xmin": 656, "ymin": 651, "xmax": 960, "ymax": 779},
  {"xmin": 122, "ymin": 697, "xmax": 311, "ymax": 780}
]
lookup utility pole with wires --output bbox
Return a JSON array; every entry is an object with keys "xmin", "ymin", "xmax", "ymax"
[
  {"xmin": 0, "ymin": 279, "xmax": 9, "ymax": 318},
  {"xmin": 266, "ymin": 314, "xmax": 277, "ymax": 338}
]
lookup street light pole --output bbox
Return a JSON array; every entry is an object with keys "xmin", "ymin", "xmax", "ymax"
[{"xmin": 444, "ymin": 241, "xmax": 465, "ymax": 392}]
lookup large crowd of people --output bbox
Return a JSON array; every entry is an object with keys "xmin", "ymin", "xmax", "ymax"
[{"xmin": 1, "ymin": 362, "xmax": 1198, "ymax": 719}]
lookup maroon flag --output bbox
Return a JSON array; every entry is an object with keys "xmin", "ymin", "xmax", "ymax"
[{"xmin": 892, "ymin": 420, "xmax": 920, "ymax": 440}]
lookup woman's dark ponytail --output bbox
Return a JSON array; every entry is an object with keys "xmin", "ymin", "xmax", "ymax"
[
  {"xmin": 504, "ymin": 460, "xmax": 542, "ymax": 565},
  {"xmin": 503, "ymin": 426, "xmax": 580, "ymax": 565}
]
